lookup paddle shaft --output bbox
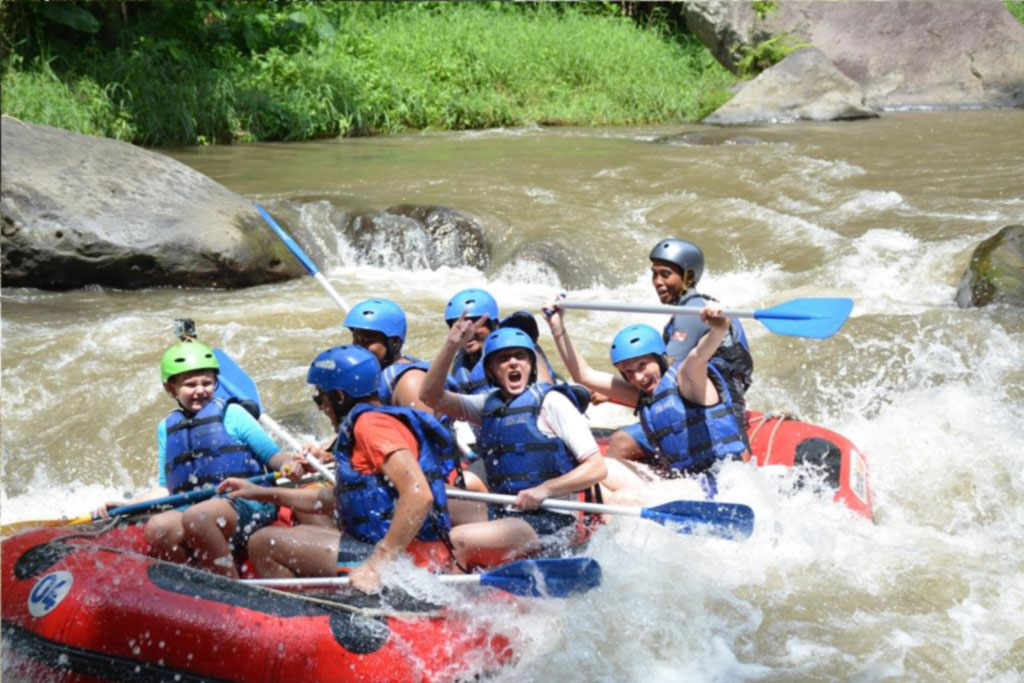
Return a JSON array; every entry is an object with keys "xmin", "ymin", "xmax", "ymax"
[
  {"xmin": 246, "ymin": 574, "xmax": 486, "ymax": 588},
  {"xmin": 257, "ymin": 413, "xmax": 336, "ymax": 486},
  {"xmin": 254, "ymin": 203, "xmax": 350, "ymax": 313},
  {"xmin": 445, "ymin": 488, "xmax": 641, "ymax": 518},
  {"xmin": 559, "ymin": 300, "xmax": 756, "ymax": 319}
]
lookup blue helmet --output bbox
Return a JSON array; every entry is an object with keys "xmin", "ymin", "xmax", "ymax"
[
  {"xmin": 482, "ymin": 328, "xmax": 537, "ymax": 382},
  {"xmin": 609, "ymin": 324, "xmax": 666, "ymax": 365},
  {"xmin": 344, "ymin": 298, "xmax": 407, "ymax": 343},
  {"xmin": 307, "ymin": 345, "xmax": 381, "ymax": 398},
  {"xmin": 445, "ymin": 288, "xmax": 499, "ymax": 324}
]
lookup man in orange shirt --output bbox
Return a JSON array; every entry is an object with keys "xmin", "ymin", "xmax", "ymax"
[{"xmin": 221, "ymin": 345, "xmax": 455, "ymax": 593}]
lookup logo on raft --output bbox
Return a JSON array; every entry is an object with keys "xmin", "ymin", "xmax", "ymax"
[{"xmin": 28, "ymin": 570, "xmax": 73, "ymax": 617}]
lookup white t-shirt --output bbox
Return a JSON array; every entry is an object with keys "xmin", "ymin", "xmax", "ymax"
[{"xmin": 449, "ymin": 389, "xmax": 599, "ymax": 462}]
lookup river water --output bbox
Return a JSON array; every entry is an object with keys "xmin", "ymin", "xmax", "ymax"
[{"xmin": 2, "ymin": 111, "xmax": 1022, "ymax": 680}]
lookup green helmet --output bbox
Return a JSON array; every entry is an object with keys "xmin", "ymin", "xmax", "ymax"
[{"xmin": 160, "ymin": 342, "xmax": 219, "ymax": 383}]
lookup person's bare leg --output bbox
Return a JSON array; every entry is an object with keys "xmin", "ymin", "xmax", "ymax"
[
  {"xmin": 449, "ymin": 470, "xmax": 489, "ymax": 526},
  {"xmin": 144, "ymin": 510, "xmax": 189, "ymax": 563},
  {"xmin": 181, "ymin": 498, "xmax": 239, "ymax": 578},
  {"xmin": 246, "ymin": 525, "xmax": 342, "ymax": 578},
  {"xmin": 605, "ymin": 429, "xmax": 647, "ymax": 461},
  {"xmin": 449, "ymin": 517, "xmax": 540, "ymax": 569}
]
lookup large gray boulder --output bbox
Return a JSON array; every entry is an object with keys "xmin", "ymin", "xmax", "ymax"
[
  {"xmin": 687, "ymin": 1, "xmax": 1024, "ymax": 111},
  {"xmin": 704, "ymin": 47, "xmax": 879, "ymax": 124},
  {"xmin": 1, "ymin": 117, "xmax": 304, "ymax": 289},
  {"xmin": 955, "ymin": 225, "xmax": 1024, "ymax": 308}
]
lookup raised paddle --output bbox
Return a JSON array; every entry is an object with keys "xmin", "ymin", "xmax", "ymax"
[
  {"xmin": 445, "ymin": 489, "xmax": 754, "ymax": 540},
  {"xmin": 1, "ymin": 470, "xmax": 286, "ymax": 537},
  {"xmin": 213, "ymin": 349, "xmax": 337, "ymax": 485},
  {"xmin": 557, "ymin": 297, "xmax": 854, "ymax": 339},
  {"xmin": 245, "ymin": 557, "xmax": 602, "ymax": 598},
  {"xmin": 254, "ymin": 203, "xmax": 351, "ymax": 313}
]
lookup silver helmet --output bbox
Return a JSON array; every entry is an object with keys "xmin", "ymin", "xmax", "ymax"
[{"xmin": 649, "ymin": 238, "xmax": 704, "ymax": 285}]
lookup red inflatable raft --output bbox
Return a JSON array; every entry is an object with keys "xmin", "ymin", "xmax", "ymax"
[
  {"xmin": 1, "ymin": 524, "xmax": 512, "ymax": 682},
  {"xmin": 594, "ymin": 409, "xmax": 873, "ymax": 521},
  {"xmin": 744, "ymin": 410, "xmax": 873, "ymax": 520}
]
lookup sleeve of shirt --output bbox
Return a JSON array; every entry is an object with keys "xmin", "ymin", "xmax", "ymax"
[
  {"xmin": 449, "ymin": 393, "xmax": 487, "ymax": 425},
  {"xmin": 223, "ymin": 403, "xmax": 281, "ymax": 466},
  {"xmin": 157, "ymin": 419, "xmax": 168, "ymax": 488},
  {"xmin": 665, "ymin": 295, "xmax": 711, "ymax": 363},
  {"xmin": 350, "ymin": 412, "xmax": 420, "ymax": 475},
  {"xmin": 538, "ymin": 392, "xmax": 599, "ymax": 462}
]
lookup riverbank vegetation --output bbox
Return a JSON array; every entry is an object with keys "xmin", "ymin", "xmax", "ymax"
[{"xmin": 0, "ymin": 2, "xmax": 735, "ymax": 146}]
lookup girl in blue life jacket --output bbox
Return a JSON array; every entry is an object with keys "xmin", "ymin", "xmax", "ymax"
[
  {"xmin": 345, "ymin": 297, "xmax": 490, "ymax": 525},
  {"xmin": 220, "ymin": 345, "xmax": 454, "ymax": 594},
  {"xmin": 542, "ymin": 298, "xmax": 749, "ymax": 493},
  {"xmin": 94, "ymin": 343, "xmax": 291, "ymax": 579},
  {"xmin": 419, "ymin": 313, "xmax": 607, "ymax": 569}
]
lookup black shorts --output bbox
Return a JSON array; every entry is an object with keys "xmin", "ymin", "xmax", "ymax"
[{"xmin": 336, "ymin": 536, "xmax": 375, "ymax": 572}]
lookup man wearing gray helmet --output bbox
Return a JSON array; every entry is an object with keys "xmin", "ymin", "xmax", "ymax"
[{"xmin": 608, "ymin": 238, "xmax": 754, "ymax": 462}]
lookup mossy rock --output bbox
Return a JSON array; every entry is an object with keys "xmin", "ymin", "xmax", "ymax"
[{"xmin": 955, "ymin": 225, "xmax": 1024, "ymax": 308}]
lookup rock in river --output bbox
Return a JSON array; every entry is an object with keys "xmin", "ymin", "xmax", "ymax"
[
  {"xmin": 1, "ymin": 117, "xmax": 303, "ymax": 290},
  {"xmin": 955, "ymin": 225, "xmax": 1024, "ymax": 308}
]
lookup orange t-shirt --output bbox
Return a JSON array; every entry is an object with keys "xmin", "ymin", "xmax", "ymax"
[{"xmin": 350, "ymin": 412, "xmax": 420, "ymax": 475}]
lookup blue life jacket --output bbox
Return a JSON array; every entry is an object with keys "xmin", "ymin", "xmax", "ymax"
[
  {"xmin": 478, "ymin": 384, "xmax": 581, "ymax": 495},
  {"xmin": 449, "ymin": 350, "xmax": 490, "ymax": 395},
  {"xmin": 379, "ymin": 356, "xmax": 431, "ymax": 404},
  {"xmin": 638, "ymin": 362, "xmax": 747, "ymax": 476},
  {"xmin": 164, "ymin": 398, "xmax": 267, "ymax": 494},
  {"xmin": 379, "ymin": 356, "xmax": 461, "ymax": 475},
  {"xmin": 333, "ymin": 404, "xmax": 453, "ymax": 545}
]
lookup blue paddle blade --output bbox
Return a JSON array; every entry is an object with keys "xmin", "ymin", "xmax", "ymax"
[
  {"xmin": 213, "ymin": 348, "xmax": 263, "ymax": 414},
  {"xmin": 480, "ymin": 557, "xmax": 602, "ymax": 598},
  {"xmin": 640, "ymin": 501, "xmax": 754, "ymax": 540},
  {"xmin": 254, "ymin": 203, "xmax": 321, "ymax": 276},
  {"xmin": 754, "ymin": 297, "xmax": 854, "ymax": 339}
]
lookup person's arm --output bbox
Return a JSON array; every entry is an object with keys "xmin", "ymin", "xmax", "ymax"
[
  {"xmin": 348, "ymin": 448, "xmax": 434, "ymax": 593},
  {"xmin": 542, "ymin": 297, "xmax": 640, "ymax": 406},
  {"xmin": 677, "ymin": 306, "xmax": 729, "ymax": 405},
  {"xmin": 514, "ymin": 392, "xmax": 607, "ymax": 510},
  {"xmin": 219, "ymin": 477, "xmax": 335, "ymax": 515},
  {"xmin": 515, "ymin": 455, "xmax": 606, "ymax": 511},
  {"xmin": 535, "ymin": 346, "xmax": 555, "ymax": 384},
  {"xmin": 392, "ymin": 368, "xmax": 437, "ymax": 414},
  {"xmin": 224, "ymin": 403, "xmax": 288, "ymax": 470},
  {"xmin": 420, "ymin": 311, "xmax": 489, "ymax": 422}
]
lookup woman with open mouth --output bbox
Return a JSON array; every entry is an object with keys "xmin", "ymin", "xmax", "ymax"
[{"xmin": 420, "ymin": 314, "xmax": 607, "ymax": 568}]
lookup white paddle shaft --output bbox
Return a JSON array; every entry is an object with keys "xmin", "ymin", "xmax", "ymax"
[
  {"xmin": 312, "ymin": 272, "xmax": 351, "ymax": 313},
  {"xmin": 558, "ymin": 300, "xmax": 754, "ymax": 319},
  {"xmin": 445, "ymin": 488, "xmax": 642, "ymax": 518},
  {"xmin": 246, "ymin": 574, "xmax": 483, "ymax": 588},
  {"xmin": 258, "ymin": 414, "xmax": 336, "ymax": 485}
]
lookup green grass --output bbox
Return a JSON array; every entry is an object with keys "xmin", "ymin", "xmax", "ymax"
[
  {"xmin": 1, "ymin": 4, "xmax": 735, "ymax": 145},
  {"xmin": 2, "ymin": 55, "xmax": 135, "ymax": 140}
]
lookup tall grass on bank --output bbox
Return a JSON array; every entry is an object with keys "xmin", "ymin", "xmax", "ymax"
[
  {"xmin": 2, "ymin": 55, "xmax": 135, "ymax": 140},
  {"xmin": 2, "ymin": 4, "xmax": 734, "ymax": 145}
]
